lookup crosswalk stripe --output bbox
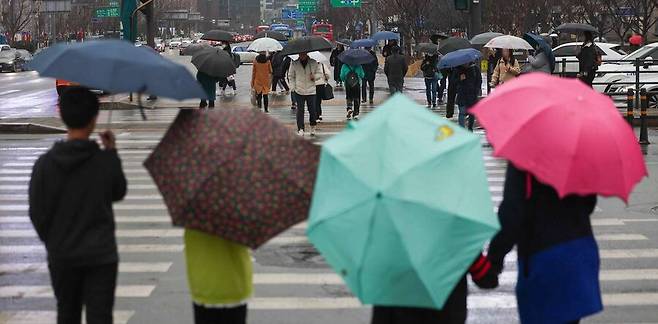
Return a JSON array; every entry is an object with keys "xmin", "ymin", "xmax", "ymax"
[
  {"xmin": 0, "ymin": 262, "xmax": 172, "ymax": 274},
  {"xmin": 0, "ymin": 244, "xmax": 184, "ymax": 254},
  {"xmin": 0, "ymin": 194, "xmax": 163, "ymax": 201},
  {"xmin": 0, "ymin": 168, "xmax": 149, "ymax": 175},
  {"xmin": 0, "ymin": 229, "xmax": 182, "ymax": 238},
  {"xmin": 0, "ymin": 216, "xmax": 170, "ymax": 224},
  {"xmin": 507, "ymin": 249, "xmax": 658, "ymax": 261},
  {"xmin": 0, "ymin": 176, "xmax": 154, "ymax": 183},
  {"xmin": 245, "ymin": 292, "xmax": 658, "ymax": 310},
  {"xmin": 0, "ymin": 285, "xmax": 155, "ymax": 298},
  {"xmin": 252, "ymin": 269, "xmax": 658, "ymax": 286},
  {"xmin": 0, "ymin": 311, "xmax": 134, "ymax": 324},
  {"xmin": 0, "ymin": 184, "xmax": 158, "ymax": 191},
  {"xmin": 0, "ymin": 204, "xmax": 166, "ymax": 211}
]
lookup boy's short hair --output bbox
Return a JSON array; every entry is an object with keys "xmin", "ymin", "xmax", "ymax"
[{"xmin": 58, "ymin": 86, "xmax": 99, "ymax": 129}]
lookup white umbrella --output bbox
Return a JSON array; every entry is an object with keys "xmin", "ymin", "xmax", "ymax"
[
  {"xmin": 247, "ymin": 37, "xmax": 283, "ymax": 52},
  {"xmin": 288, "ymin": 51, "xmax": 329, "ymax": 63},
  {"xmin": 484, "ymin": 35, "xmax": 533, "ymax": 50}
]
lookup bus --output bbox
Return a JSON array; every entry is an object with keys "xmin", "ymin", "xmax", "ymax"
[
  {"xmin": 311, "ymin": 22, "xmax": 333, "ymax": 42},
  {"xmin": 270, "ymin": 23, "xmax": 293, "ymax": 39},
  {"xmin": 256, "ymin": 25, "xmax": 270, "ymax": 33}
]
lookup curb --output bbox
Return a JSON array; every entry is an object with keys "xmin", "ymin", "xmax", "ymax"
[{"xmin": 0, "ymin": 123, "xmax": 67, "ymax": 134}]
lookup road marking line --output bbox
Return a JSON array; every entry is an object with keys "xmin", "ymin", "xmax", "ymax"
[
  {"xmin": 0, "ymin": 184, "xmax": 157, "ymax": 191},
  {"xmin": 0, "ymin": 194, "xmax": 162, "ymax": 201},
  {"xmin": 0, "ymin": 229, "xmax": 182, "ymax": 238},
  {"xmin": 0, "ymin": 262, "xmax": 172, "ymax": 274},
  {"xmin": 0, "ymin": 311, "xmax": 134, "ymax": 324},
  {"xmin": 0, "ymin": 285, "xmax": 155, "ymax": 298},
  {"xmin": 246, "ymin": 293, "xmax": 658, "ymax": 309},
  {"xmin": 0, "ymin": 90, "xmax": 21, "ymax": 96},
  {"xmin": 0, "ymin": 204, "xmax": 165, "ymax": 211},
  {"xmin": 0, "ymin": 216, "xmax": 171, "ymax": 223},
  {"xmin": 0, "ymin": 244, "xmax": 183, "ymax": 254},
  {"xmin": 591, "ymin": 218, "xmax": 626, "ymax": 226},
  {"xmin": 507, "ymin": 249, "xmax": 658, "ymax": 261},
  {"xmin": 0, "ymin": 168, "xmax": 149, "ymax": 175},
  {"xmin": 0, "ymin": 176, "xmax": 154, "ymax": 182},
  {"xmin": 595, "ymin": 234, "xmax": 648, "ymax": 241}
]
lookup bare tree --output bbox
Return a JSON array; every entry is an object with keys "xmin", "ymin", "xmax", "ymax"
[
  {"xmin": 1, "ymin": 0, "xmax": 35, "ymax": 45},
  {"xmin": 374, "ymin": 0, "xmax": 435, "ymax": 52}
]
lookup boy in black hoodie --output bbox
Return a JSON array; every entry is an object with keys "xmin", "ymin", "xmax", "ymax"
[{"xmin": 29, "ymin": 87, "xmax": 127, "ymax": 324}]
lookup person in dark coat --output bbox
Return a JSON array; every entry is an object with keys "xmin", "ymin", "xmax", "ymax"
[
  {"xmin": 481, "ymin": 164, "xmax": 603, "ymax": 324},
  {"xmin": 371, "ymin": 253, "xmax": 499, "ymax": 324},
  {"xmin": 382, "ymin": 39, "xmax": 398, "ymax": 58},
  {"xmin": 421, "ymin": 53, "xmax": 440, "ymax": 108},
  {"xmin": 455, "ymin": 63, "xmax": 481, "ymax": 131},
  {"xmin": 384, "ymin": 46, "xmax": 408, "ymax": 94},
  {"xmin": 330, "ymin": 44, "xmax": 346, "ymax": 87},
  {"xmin": 577, "ymin": 31, "xmax": 600, "ymax": 87},
  {"xmin": 361, "ymin": 47, "xmax": 378, "ymax": 104},
  {"xmin": 29, "ymin": 87, "xmax": 127, "ymax": 324},
  {"xmin": 271, "ymin": 50, "xmax": 290, "ymax": 93},
  {"xmin": 197, "ymin": 71, "xmax": 220, "ymax": 108}
]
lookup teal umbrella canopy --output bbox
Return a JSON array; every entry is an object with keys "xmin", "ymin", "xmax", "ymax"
[{"xmin": 307, "ymin": 95, "xmax": 499, "ymax": 310}]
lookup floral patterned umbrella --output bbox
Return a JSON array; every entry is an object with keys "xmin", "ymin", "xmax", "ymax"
[{"xmin": 144, "ymin": 109, "xmax": 320, "ymax": 249}]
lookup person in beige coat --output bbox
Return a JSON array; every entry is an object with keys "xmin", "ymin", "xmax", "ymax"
[
  {"xmin": 490, "ymin": 49, "xmax": 521, "ymax": 88},
  {"xmin": 251, "ymin": 52, "xmax": 272, "ymax": 112}
]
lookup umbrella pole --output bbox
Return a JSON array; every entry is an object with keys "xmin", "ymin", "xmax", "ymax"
[{"xmin": 138, "ymin": 92, "xmax": 147, "ymax": 121}]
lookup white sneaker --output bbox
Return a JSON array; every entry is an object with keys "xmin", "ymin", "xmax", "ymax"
[
  {"xmin": 297, "ymin": 129, "xmax": 304, "ymax": 136},
  {"xmin": 310, "ymin": 126, "xmax": 316, "ymax": 136}
]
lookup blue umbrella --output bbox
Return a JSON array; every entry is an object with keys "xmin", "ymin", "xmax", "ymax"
[
  {"xmin": 438, "ymin": 48, "xmax": 482, "ymax": 69},
  {"xmin": 351, "ymin": 39, "xmax": 377, "ymax": 48},
  {"xmin": 28, "ymin": 39, "xmax": 206, "ymax": 100},
  {"xmin": 524, "ymin": 32, "xmax": 555, "ymax": 72},
  {"xmin": 372, "ymin": 31, "xmax": 400, "ymax": 42},
  {"xmin": 338, "ymin": 49, "xmax": 376, "ymax": 66}
]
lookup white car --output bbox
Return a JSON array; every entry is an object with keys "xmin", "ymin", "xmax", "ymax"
[
  {"xmin": 553, "ymin": 42, "xmax": 626, "ymax": 76},
  {"xmin": 169, "ymin": 41, "xmax": 182, "ymax": 49},
  {"xmin": 607, "ymin": 73, "xmax": 658, "ymax": 109},
  {"xmin": 593, "ymin": 43, "xmax": 658, "ymax": 93},
  {"xmin": 232, "ymin": 44, "xmax": 258, "ymax": 64}
]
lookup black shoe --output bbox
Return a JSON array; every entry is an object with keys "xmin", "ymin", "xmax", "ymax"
[
  {"xmin": 361, "ymin": 100, "xmax": 366, "ymax": 103},
  {"xmin": 369, "ymin": 100, "xmax": 374, "ymax": 104},
  {"xmin": 199, "ymin": 100, "xmax": 208, "ymax": 108}
]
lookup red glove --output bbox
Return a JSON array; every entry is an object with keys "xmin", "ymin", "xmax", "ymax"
[{"xmin": 469, "ymin": 253, "xmax": 499, "ymax": 289}]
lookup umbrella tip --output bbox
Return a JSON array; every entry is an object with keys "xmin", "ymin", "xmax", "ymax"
[{"xmin": 376, "ymin": 192, "xmax": 383, "ymax": 199}]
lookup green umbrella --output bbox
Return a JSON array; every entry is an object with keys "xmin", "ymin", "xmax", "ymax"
[{"xmin": 307, "ymin": 95, "xmax": 499, "ymax": 310}]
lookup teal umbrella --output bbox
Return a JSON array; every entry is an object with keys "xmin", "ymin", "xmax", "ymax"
[{"xmin": 307, "ymin": 95, "xmax": 499, "ymax": 310}]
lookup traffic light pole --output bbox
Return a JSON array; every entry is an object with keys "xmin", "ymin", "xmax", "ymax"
[{"xmin": 470, "ymin": 0, "xmax": 482, "ymax": 36}]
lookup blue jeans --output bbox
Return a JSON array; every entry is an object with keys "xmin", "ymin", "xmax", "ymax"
[
  {"xmin": 458, "ymin": 105, "xmax": 474, "ymax": 131},
  {"xmin": 424, "ymin": 78, "xmax": 438, "ymax": 105}
]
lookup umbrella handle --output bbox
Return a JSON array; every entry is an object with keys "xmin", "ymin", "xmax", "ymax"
[{"xmin": 138, "ymin": 92, "xmax": 147, "ymax": 121}]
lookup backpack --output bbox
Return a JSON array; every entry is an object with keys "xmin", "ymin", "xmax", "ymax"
[
  {"xmin": 345, "ymin": 67, "xmax": 360, "ymax": 89},
  {"xmin": 421, "ymin": 60, "xmax": 436, "ymax": 78}
]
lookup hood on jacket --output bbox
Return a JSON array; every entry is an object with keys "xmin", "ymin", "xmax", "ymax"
[
  {"xmin": 50, "ymin": 140, "xmax": 100, "ymax": 172},
  {"xmin": 256, "ymin": 53, "xmax": 268, "ymax": 63}
]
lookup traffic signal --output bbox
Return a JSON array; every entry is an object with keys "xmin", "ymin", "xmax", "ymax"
[{"xmin": 455, "ymin": 0, "xmax": 468, "ymax": 10}]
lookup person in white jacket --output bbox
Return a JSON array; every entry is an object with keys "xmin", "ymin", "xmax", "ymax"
[{"xmin": 289, "ymin": 52, "xmax": 324, "ymax": 136}]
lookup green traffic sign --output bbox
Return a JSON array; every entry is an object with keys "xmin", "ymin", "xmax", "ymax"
[
  {"xmin": 299, "ymin": 0, "xmax": 317, "ymax": 13},
  {"xmin": 94, "ymin": 7, "xmax": 120, "ymax": 18},
  {"xmin": 331, "ymin": 0, "xmax": 361, "ymax": 7}
]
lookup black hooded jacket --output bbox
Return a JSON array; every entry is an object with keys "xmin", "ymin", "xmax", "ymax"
[{"xmin": 29, "ymin": 140, "xmax": 127, "ymax": 267}]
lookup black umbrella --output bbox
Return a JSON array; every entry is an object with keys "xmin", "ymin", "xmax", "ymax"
[
  {"xmin": 181, "ymin": 43, "xmax": 211, "ymax": 56},
  {"xmin": 470, "ymin": 32, "xmax": 504, "ymax": 46},
  {"xmin": 280, "ymin": 36, "xmax": 333, "ymax": 56},
  {"xmin": 201, "ymin": 30, "xmax": 235, "ymax": 42},
  {"xmin": 555, "ymin": 23, "xmax": 598, "ymax": 34},
  {"xmin": 255, "ymin": 31, "xmax": 288, "ymax": 41},
  {"xmin": 338, "ymin": 49, "xmax": 376, "ymax": 65},
  {"xmin": 416, "ymin": 43, "xmax": 439, "ymax": 55},
  {"xmin": 430, "ymin": 33, "xmax": 450, "ymax": 44},
  {"xmin": 438, "ymin": 37, "xmax": 471, "ymax": 55},
  {"xmin": 191, "ymin": 47, "xmax": 236, "ymax": 78},
  {"xmin": 337, "ymin": 39, "xmax": 352, "ymax": 47}
]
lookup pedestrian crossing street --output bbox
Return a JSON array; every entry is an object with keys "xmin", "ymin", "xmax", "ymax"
[{"xmin": 1, "ymin": 131, "xmax": 658, "ymax": 323}]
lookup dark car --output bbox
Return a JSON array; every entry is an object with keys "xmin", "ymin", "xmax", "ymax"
[{"xmin": 0, "ymin": 50, "xmax": 20, "ymax": 72}]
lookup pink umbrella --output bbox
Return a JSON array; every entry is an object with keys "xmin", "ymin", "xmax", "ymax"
[{"xmin": 471, "ymin": 73, "xmax": 647, "ymax": 202}]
